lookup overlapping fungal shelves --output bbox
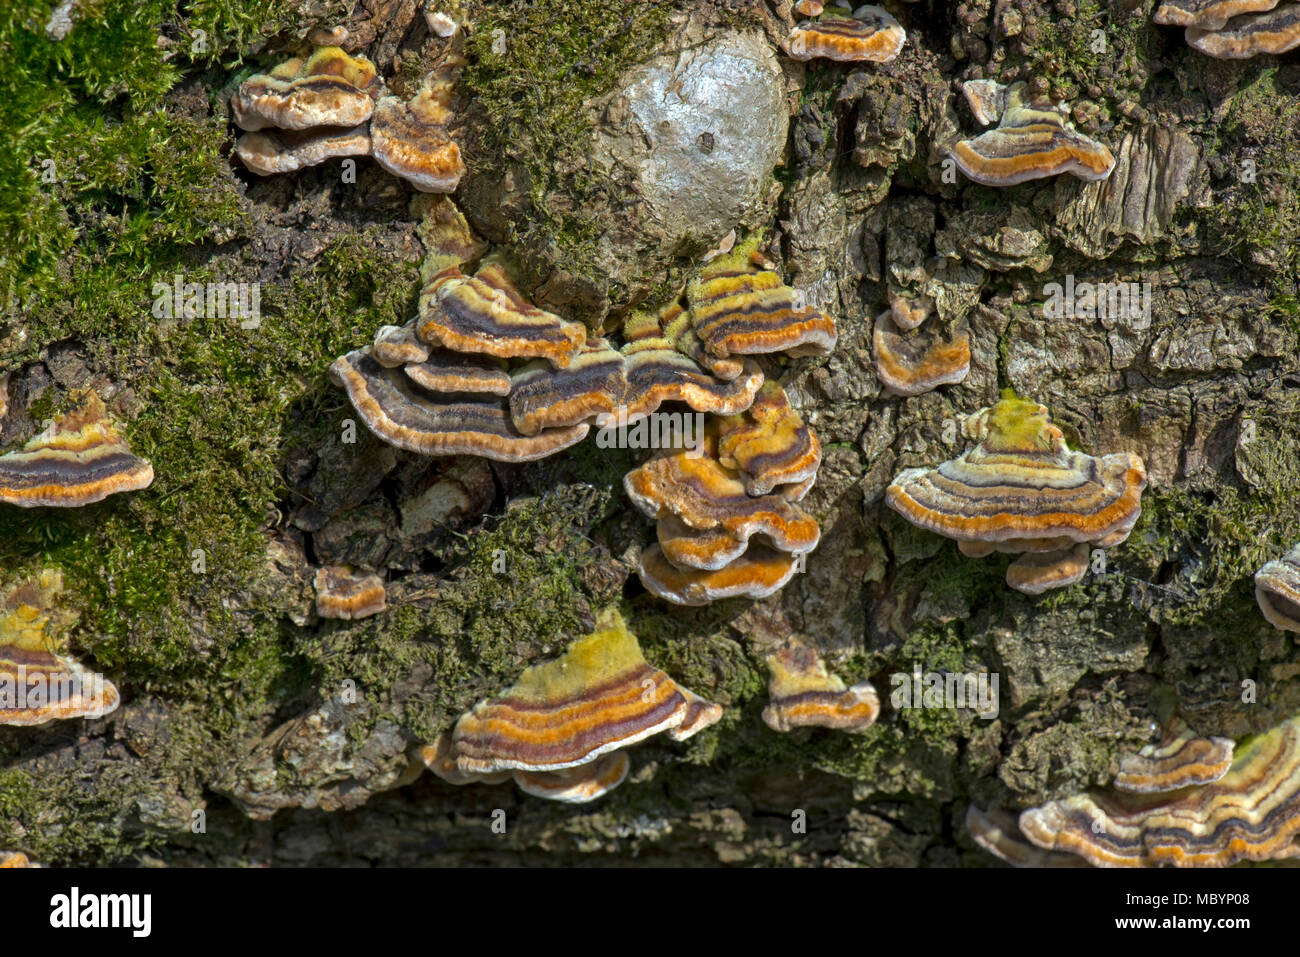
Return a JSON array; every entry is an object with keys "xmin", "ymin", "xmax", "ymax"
[
  {"xmin": 1155, "ymin": 0, "xmax": 1300, "ymax": 57},
  {"xmin": 886, "ymin": 395, "xmax": 1148, "ymax": 596},
  {"xmin": 971, "ymin": 715, "xmax": 1300, "ymax": 867},
  {"xmin": 416, "ymin": 609, "xmax": 720, "ymax": 804}
]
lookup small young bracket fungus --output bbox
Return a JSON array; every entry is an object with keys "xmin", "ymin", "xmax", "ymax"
[
  {"xmin": 965, "ymin": 805, "xmax": 1091, "ymax": 868},
  {"xmin": 872, "ymin": 310, "xmax": 971, "ymax": 397},
  {"xmin": 235, "ymin": 123, "xmax": 371, "ymax": 176},
  {"xmin": 885, "ymin": 395, "xmax": 1146, "ymax": 562},
  {"xmin": 418, "ymin": 260, "xmax": 588, "ymax": 369},
  {"xmin": 950, "ymin": 81, "xmax": 1115, "ymax": 187},
  {"xmin": 330, "ymin": 349, "xmax": 589, "ymax": 461},
  {"xmin": 794, "ymin": 0, "xmax": 826, "ymax": 15},
  {"xmin": 0, "ymin": 570, "xmax": 120, "ymax": 726},
  {"xmin": 0, "ymin": 851, "xmax": 37, "ymax": 868},
  {"xmin": 1255, "ymin": 544, "xmax": 1300, "ymax": 631},
  {"xmin": 512, "ymin": 752, "xmax": 631, "ymax": 804},
  {"xmin": 761, "ymin": 642, "xmax": 880, "ymax": 733},
  {"xmin": 508, "ymin": 338, "xmax": 628, "ymax": 435},
  {"xmin": 0, "ymin": 392, "xmax": 154, "ymax": 508},
  {"xmin": 1004, "ymin": 543, "xmax": 1090, "ymax": 595},
  {"xmin": 688, "ymin": 234, "xmax": 838, "ymax": 359},
  {"xmin": 373, "ymin": 321, "xmax": 433, "ymax": 367},
  {"xmin": 307, "ymin": 25, "xmax": 349, "ymax": 46},
  {"xmin": 313, "ymin": 565, "xmax": 387, "ymax": 619},
  {"xmin": 624, "ymin": 442, "xmax": 821, "ymax": 555},
  {"xmin": 887, "ymin": 290, "xmax": 934, "ymax": 331},
  {"xmin": 1019, "ymin": 715, "xmax": 1300, "ymax": 867},
  {"xmin": 638, "ymin": 542, "xmax": 799, "ymax": 605},
  {"xmin": 370, "ymin": 68, "xmax": 466, "ymax": 192},
  {"xmin": 1114, "ymin": 718, "xmax": 1235, "ymax": 794},
  {"xmin": 426, "ymin": 11, "xmax": 459, "ymax": 37},
  {"xmin": 715, "ymin": 381, "xmax": 821, "ymax": 496},
  {"xmin": 959, "ymin": 79, "xmax": 1013, "ymax": 127},
  {"xmin": 231, "ymin": 47, "xmax": 382, "ymax": 132},
  {"xmin": 450, "ymin": 608, "xmax": 719, "ymax": 772},
  {"xmin": 781, "ymin": 5, "xmax": 906, "ymax": 62},
  {"xmin": 1154, "ymin": 0, "xmax": 1279, "ymax": 28},
  {"xmin": 1185, "ymin": 5, "xmax": 1300, "ymax": 58}
]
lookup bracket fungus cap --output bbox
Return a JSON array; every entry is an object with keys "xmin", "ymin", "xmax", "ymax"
[
  {"xmin": 959, "ymin": 78, "xmax": 1013, "ymax": 126},
  {"xmin": 1256, "ymin": 544, "xmax": 1300, "ymax": 631},
  {"xmin": 966, "ymin": 805, "xmax": 1091, "ymax": 868},
  {"xmin": 1019, "ymin": 715, "xmax": 1300, "ymax": 867},
  {"xmin": 619, "ymin": 348, "xmax": 763, "ymax": 420},
  {"xmin": 415, "ymin": 734, "xmax": 512, "ymax": 786},
  {"xmin": 0, "ymin": 392, "xmax": 154, "ymax": 508},
  {"xmin": 450, "ymin": 609, "xmax": 704, "ymax": 772},
  {"xmin": 667, "ymin": 687, "xmax": 725, "ymax": 741},
  {"xmin": 781, "ymin": 6, "xmax": 906, "ymax": 62},
  {"xmin": 512, "ymin": 752, "xmax": 631, "ymax": 803},
  {"xmin": 637, "ymin": 542, "xmax": 799, "ymax": 605},
  {"xmin": 656, "ymin": 514, "xmax": 751, "ymax": 571},
  {"xmin": 231, "ymin": 47, "xmax": 381, "ymax": 132},
  {"xmin": 688, "ymin": 235, "xmax": 838, "ymax": 359},
  {"xmin": 623, "ymin": 444, "xmax": 821, "ymax": 555},
  {"xmin": 313, "ymin": 565, "xmax": 387, "ymax": 619},
  {"xmin": 1004, "ymin": 543, "xmax": 1091, "ymax": 595},
  {"xmin": 416, "ymin": 195, "xmax": 490, "ymax": 287},
  {"xmin": 885, "ymin": 395, "xmax": 1147, "ymax": 547},
  {"xmin": 950, "ymin": 82, "xmax": 1115, "ymax": 186},
  {"xmin": 403, "ymin": 352, "xmax": 512, "ymax": 397},
  {"xmin": 330, "ymin": 349, "xmax": 588, "ymax": 461},
  {"xmin": 372, "ymin": 322, "xmax": 433, "ymax": 367},
  {"xmin": 761, "ymin": 643, "xmax": 880, "ymax": 732},
  {"xmin": 235, "ymin": 124, "xmax": 371, "ymax": 176},
  {"xmin": 419, "ymin": 261, "xmax": 587, "ymax": 369},
  {"xmin": 1185, "ymin": 5, "xmax": 1300, "ymax": 57},
  {"xmin": 1114, "ymin": 719, "xmax": 1235, "ymax": 794},
  {"xmin": 715, "ymin": 381, "xmax": 822, "ymax": 496},
  {"xmin": 508, "ymin": 338, "xmax": 627, "ymax": 435},
  {"xmin": 1154, "ymin": 0, "xmax": 1279, "ymax": 28},
  {"xmin": 872, "ymin": 310, "xmax": 971, "ymax": 397},
  {"xmin": 0, "ymin": 570, "xmax": 120, "ymax": 726},
  {"xmin": 370, "ymin": 70, "xmax": 466, "ymax": 192},
  {"xmin": 888, "ymin": 291, "xmax": 934, "ymax": 331},
  {"xmin": 654, "ymin": 303, "xmax": 748, "ymax": 381}
]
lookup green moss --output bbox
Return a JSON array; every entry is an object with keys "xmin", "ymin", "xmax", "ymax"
[
  {"xmin": 1203, "ymin": 67, "xmax": 1300, "ymax": 285},
  {"xmin": 1120, "ymin": 487, "xmax": 1297, "ymax": 629},
  {"xmin": 2, "ymin": 189, "xmax": 417, "ymax": 860},
  {"xmin": 292, "ymin": 485, "xmax": 621, "ymax": 745},
  {"xmin": 0, "ymin": 0, "xmax": 337, "ymax": 302},
  {"xmin": 462, "ymin": 0, "xmax": 674, "ymax": 291},
  {"xmin": 1012, "ymin": 0, "xmax": 1151, "ymax": 102}
]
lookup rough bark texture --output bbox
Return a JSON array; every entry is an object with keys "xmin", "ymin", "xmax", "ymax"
[{"xmin": 1, "ymin": 0, "xmax": 1298, "ymax": 866}]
